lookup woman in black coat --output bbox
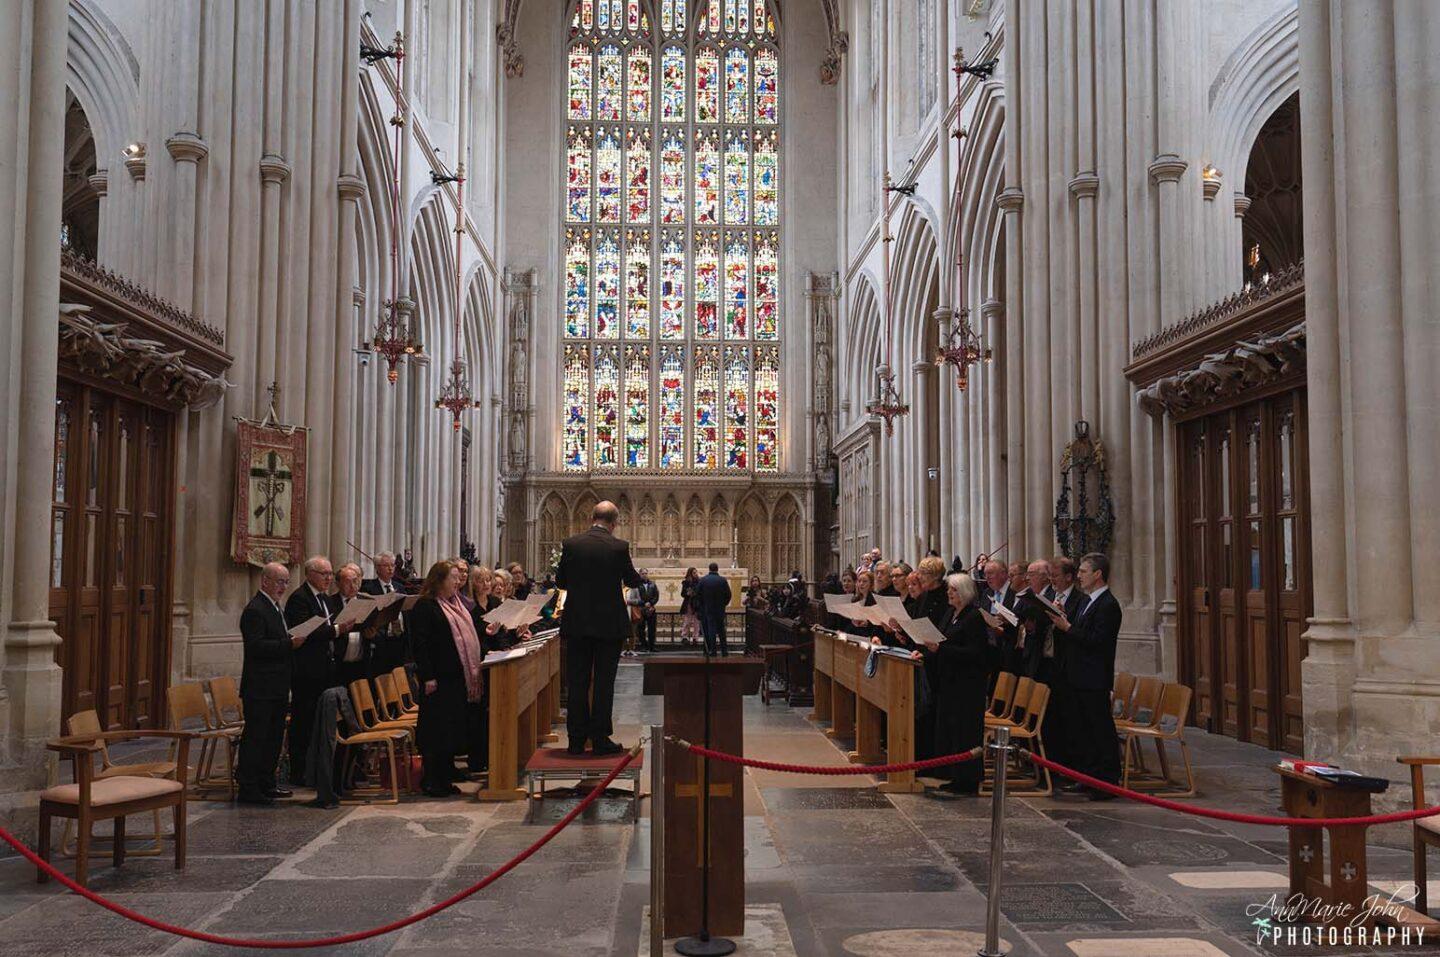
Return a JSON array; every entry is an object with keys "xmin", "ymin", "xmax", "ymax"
[
  {"xmin": 918, "ymin": 571, "xmax": 991, "ymax": 796},
  {"xmin": 835, "ymin": 569, "xmax": 883, "ymax": 639},
  {"xmin": 411, "ymin": 560, "xmax": 487, "ymax": 796}
]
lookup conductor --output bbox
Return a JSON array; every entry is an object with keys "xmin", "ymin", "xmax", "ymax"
[{"xmin": 556, "ymin": 500, "xmax": 643, "ymax": 756}]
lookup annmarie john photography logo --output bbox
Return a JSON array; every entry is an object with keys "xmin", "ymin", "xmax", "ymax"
[{"xmin": 1246, "ymin": 885, "xmax": 1429, "ymax": 950}]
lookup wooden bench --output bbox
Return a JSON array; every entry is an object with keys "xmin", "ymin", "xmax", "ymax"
[
  {"xmin": 477, "ymin": 631, "xmax": 563, "ymax": 801},
  {"xmin": 810, "ymin": 628, "xmax": 924, "ymax": 794}
]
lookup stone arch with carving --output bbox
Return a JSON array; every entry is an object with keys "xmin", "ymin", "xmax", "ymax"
[
  {"xmin": 572, "ymin": 489, "xmax": 599, "ymax": 533},
  {"xmin": 538, "ymin": 492, "xmax": 569, "ymax": 560},
  {"xmin": 708, "ymin": 494, "xmax": 731, "ymax": 557},
  {"xmin": 66, "ymin": 0, "xmax": 140, "ymax": 173},
  {"xmin": 772, "ymin": 493, "xmax": 802, "ymax": 578},
  {"xmin": 736, "ymin": 493, "xmax": 770, "ymax": 578}
]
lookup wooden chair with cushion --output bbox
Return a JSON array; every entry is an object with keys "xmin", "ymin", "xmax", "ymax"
[
  {"xmin": 60, "ymin": 710, "xmax": 177, "ymax": 858},
  {"xmin": 167, "ymin": 682, "xmax": 239, "ymax": 800},
  {"xmin": 38, "ymin": 730, "xmax": 193, "ymax": 888},
  {"xmin": 1120, "ymin": 682, "xmax": 1195, "ymax": 796},
  {"xmin": 1111, "ymin": 672, "xmax": 1137, "ymax": 720},
  {"xmin": 1398, "ymin": 756, "xmax": 1440, "ymax": 916},
  {"xmin": 206, "ymin": 676, "xmax": 245, "ymax": 730}
]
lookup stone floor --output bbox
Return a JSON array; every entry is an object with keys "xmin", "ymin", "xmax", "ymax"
[{"xmin": 0, "ymin": 661, "xmax": 1434, "ymax": 957}]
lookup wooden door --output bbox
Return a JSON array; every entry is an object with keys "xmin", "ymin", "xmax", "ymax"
[
  {"xmin": 50, "ymin": 381, "xmax": 175, "ymax": 731},
  {"xmin": 1175, "ymin": 388, "xmax": 1312, "ymax": 752}
]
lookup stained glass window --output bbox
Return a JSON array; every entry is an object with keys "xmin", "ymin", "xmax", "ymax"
[
  {"xmin": 594, "ymin": 347, "xmax": 619, "ymax": 467},
  {"xmin": 625, "ymin": 344, "xmax": 650, "ymax": 467},
  {"xmin": 754, "ymin": 346, "xmax": 778, "ymax": 471},
  {"xmin": 564, "ymin": 0, "xmax": 780, "ymax": 472}
]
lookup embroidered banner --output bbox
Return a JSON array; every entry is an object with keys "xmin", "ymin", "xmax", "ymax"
[{"xmin": 231, "ymin": 419, "xmax": 308, "ymax": 567}]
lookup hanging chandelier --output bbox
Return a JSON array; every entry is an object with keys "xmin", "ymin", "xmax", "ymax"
[
  {"xmin": 435, "ymin": 159, "xmax": 481, "ymax": 432},
  {"xmin": 937, "ymin": 46, "xmax": 994, "ymax": 394},
  {"xmin": 935, "ymin": 304, "xmax": 991, "ymax": 391},
  {"xmin": 370, "ymin": 30, "xmax": 423, "ymax": 383},
  {"xmin": 866, "ymin": 363, "xmax": 910, "ymax": 436},
  {"xmin": 870, "ymin": 170, "xmax": 910, "ymax": 435}
]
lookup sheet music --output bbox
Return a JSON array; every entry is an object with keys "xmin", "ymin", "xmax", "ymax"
[
  {"xmin": 369, "ymin": 590, "xmax": 406, "ymax": 611},
  {"xmin": 342, "ymin": 632, "xmax": 364, "ymax": 662},
  {"xmin": 897, "ymin": 614, "xmax": 946, "ymax": 646},
  {"xmin": 333, "ymin": 595, "xmax": 375, "ymax": 631},
  {"xmin": 989, "ymin": 599, "xmax": 1019, "ymax": 626},
  {"xmin": 287, "ymin": 615, "xmax": 327, "ymax": 640},
  {"xmin": 1031, "ymin": 591, "xmax": 1065, "ymax": 617},
  {"xmin": 484, "ymin": 594, "xmax": 552, "ymax": 631},
  {"xmin": 822, "ymin": 593, "xmax": 859, "ymax": 614},
  {"xmin": 872, "ymin": 595, "xmax": 909, "ymax": 623}
]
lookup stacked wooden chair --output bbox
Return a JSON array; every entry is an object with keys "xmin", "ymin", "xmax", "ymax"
[
  {"xmin": 345, "ymin": 678, "xmax": 418, "ymax": 801},
  {"xmin": 167, "ymin": 682, "xmax": 240, "ymax": 800},
  {"xmin": 981, "ymin": 674, "xmax": 1053, "ymax": 796}
]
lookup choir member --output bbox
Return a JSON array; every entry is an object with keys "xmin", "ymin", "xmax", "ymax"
[
  {"xmin": 1046, "ymin": 553, "xmax": 1122, "ymax": 798},
  {"xmin": 840, "ymin": 568, "xmax": 856, "ymax": 595},
  {"xmin": 1044, "ymin": 556, "xmax": 1085, "ymax": 771},
  {"xmin": 886, "ymin": 562, "xmax": 911, "ymax": 597},
  {"xmin": 462, "ymin": 564, "xmax": 492, "ymax": 611},
  {"xmin": 925, "ymin": 573, "xmax": 991, "ymax": 797},
  {"xmin": 236, "ymin": 562, "xmax": 296, "ymax": 804},
  {"xmin": 840, "ymin": 569, "xmax": 881, "ymax": 639},
  {"xmin": 873, "ymin": 561, "xmax": 892, "ymax": 595},
  {"xmin": 361, "ymin": 552, "xmax": 409, "ymax": 672},
  {"xmin": 284, "ymin": 555, "xmax": 343, "ymax": 785},
  {"xmin": 410, "ymin": 560, "xmax": 486, "ymax": 796},
  {"xmin": 1010, "ymin": 560, "xmax": 1055, "ymax": 679},
  {"xmin": 506, "ymin": 562, "xmax": 532, "ymax": 599},
  {"xmin": 334, "ymin": 563, "xmax": 378, "ymax": 686}
]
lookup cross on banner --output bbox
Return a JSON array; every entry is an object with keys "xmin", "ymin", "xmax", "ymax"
[
  {"xmin": 1340, "ymin": 862, "xmax": 1357, "ymax": 882},
  {"xmin": 249, "ymin": 451, "xmax": 292, "ymax": 536},
  {"xmin": 1298, "ymin": 844, "xmax": 1314, "ymax": 864},
  {"xmin": 674, "ymin": 755, "xmax": 733, "ymax": 866}
]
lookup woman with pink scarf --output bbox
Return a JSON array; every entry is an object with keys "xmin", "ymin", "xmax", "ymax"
[{"xmin": 410, "ymin": 560, "xmax": 487, "ymax": 797}]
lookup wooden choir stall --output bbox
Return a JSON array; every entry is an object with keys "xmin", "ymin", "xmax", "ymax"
[
  {"xmin": 810, "ymin": 627, "xmax": 924, "ymax": 794},
  {"xmin": 476, "ymin": 630, "xmax": 563, "ymax": 801}
]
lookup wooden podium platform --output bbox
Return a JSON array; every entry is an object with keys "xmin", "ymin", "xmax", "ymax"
[{"xmin": 643, "ymin": 655, "xmax": 764, "ymax": 939}]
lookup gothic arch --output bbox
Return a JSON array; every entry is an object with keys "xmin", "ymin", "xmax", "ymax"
[
  {"xmin": 736, "ymin": 493, "xmax": 769, "ymax": 576},
  {"xmin": 772, "ymin": 492, "xmax": 802, "ymax": 577},
  {"xmin": 890, "ymin": 203, "xmax": 940, "ymax": 363},
  {"xmin": 844, "ymin": 273, "xmax": 882, "ymax": 427},
  {"xmin": 953, "ymin": 81, "xmax": 1007, "ymax": 314},
  {"xmin": 572, "ymin": 489, "xmax": 599, "ymax": 532},
  {"xmin": 538, "ymin": 492, "xmax": 569, "ymax": 558},
  {"xmin": 65, "ymin": 0, "xmax": 140, "ymax": 167},
  {"xmin": 1209, "ymin": 5, "xmax": 1299, "ymax": 181}
]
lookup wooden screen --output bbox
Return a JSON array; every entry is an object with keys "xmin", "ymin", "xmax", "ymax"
[
  {"xmin": 1176, "ymin": 388, "xmax": 1310, "ymax": 752},
  {"xmin": 49, "ymin": 381, "xmax": 176, "ymax": 731}
]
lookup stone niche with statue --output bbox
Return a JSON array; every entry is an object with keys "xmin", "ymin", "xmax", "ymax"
[{"xmin": 506, "ymin": 474, "xmax": 822, "ymax": 589}]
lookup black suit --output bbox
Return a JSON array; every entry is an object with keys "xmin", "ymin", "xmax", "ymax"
[
  {"xmin": 237, "ymin": 592, "xmax": 291, "ymax": 798},
  {"xmin": 632, "ymin": 579, "xmax": 660, "ymax": 652},
  {"xmin": 556, "ymin": 525, "xmax": 644, "ymax": 746},
  {"xmin": 284, "ymin": 585, "xmax": 343, "ymax": 783},
  {"xmin": 1061, "ymin": 587, "xmax": 1121, "ymax": 783},
  {"xmin": 931, "ymin": 604, "xmax": 991, "ymax": 792},
  {"xmin": 695, "ymin": 571, "xmax": 733, "ymax": 656},
  {"xmin": 361, "ymin": 576, "xmax": 409, "ymax": 672}
]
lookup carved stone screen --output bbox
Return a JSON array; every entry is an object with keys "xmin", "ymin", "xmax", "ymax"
[{"xmin": 562, "ymin": 0, "xmax": 781, "ymax": 474}]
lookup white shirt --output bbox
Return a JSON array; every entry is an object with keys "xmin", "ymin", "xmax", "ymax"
[
  {"xmin": 309, "ymin": 584, "xmax": 332, "ymax": 623},
  {"xmin": 1081, "ymin": 584, "xmax": 1109, "ymax": 618}
]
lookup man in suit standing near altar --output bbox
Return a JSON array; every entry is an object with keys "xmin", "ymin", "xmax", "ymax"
[
  {"xmin": 696, "ymin": 562, "xmax": 733, "ymax": 657},
  {"xmin": 556, "ymin": 500, "xmax": 644, "ymax": 755}
]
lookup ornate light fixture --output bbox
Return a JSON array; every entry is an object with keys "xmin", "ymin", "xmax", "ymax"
[
  {"xmin": 869, "ymin": 171, "xmax": 910, "ymax": 435},
  {"xmin": 370, "ymin": 30, "xmax": 423, "ymax": 383},
  {"xmin": 435, "ymin": 158, "xmax": 480, "ymax": 432},
  {"xmin": 866, "ymin": 364, "xmax": 910, "ymax": 436},
  {"xmin": 935, "ymin": 305, "xmax": 991, "ymax": 391}
]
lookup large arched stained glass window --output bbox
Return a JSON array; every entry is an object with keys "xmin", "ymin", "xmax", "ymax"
[{"xmin": 562, "ymin": 0, "xmax": 781, "ymax": 473}]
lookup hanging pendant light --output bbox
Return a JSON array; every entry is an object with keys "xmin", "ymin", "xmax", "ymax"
[
  {"xmin": 435, "ymin": 163, "xmax": 481, "ymax": 431},
  {"xmin": 371, "ymin": 30, "xmax": 423, "ymax": 383},
  {"xmin": 867, "ymin": 171, "xmax": 910, "ymax": 434},
  {"xmin": 936, "ymin": 47, "xmax": 992, "ymax": 394}
]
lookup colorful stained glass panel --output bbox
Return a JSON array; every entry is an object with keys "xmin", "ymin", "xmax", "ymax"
[
  {"xmin": 597, "ymin": 46, "xmax": 622, "ymax": 120},
  {"xmin": 660, "ymin": 346, "xmax": 685, "ymax": 467},
  {"xmin": 595, "ymin": 128, "xmax": 622, "ymax": 223},
  {"xmin": 563, "ymin": 345, "xmax": 590, "ymax": 469},
  {"xmin": 754, "ymin": 231, "xmax": 778, "ymax": 339},
  {"xmin": 693, "ymin": 130, "xmax": 718, "ymax": 223},
  {"xmin": 754, "ymin": 129, "xmax": 777, "ymax": 224},
  {"xmin": 660, "ymin": 230, "xmax": 685, "ymax": 338},
  {"xmin": 694, "ymin": 231, "xmax": 720, "ymax": 339},
  {"xmin": 627, "ymin": 48, "xmax": 651, "ymax": 122},
  {"xmin": 661, "ymin": 47, "xmax": 686, "ymax": 122},
  {"xmin": 724, "ymin": 48, "xmax": 748, "ymax": 124},
  {"xmin": 594, "ymin": 231, "xmax": 620, "ymax": 339},
  {"xmin": 754, "ymin": 48, "xmax": 778, "ymax": 123},
  {"xmin": 565, "ymin": 228, "xmax": 591, "ymax": 338},
  {"xmin": 568, "ymin": 47, "xmax": 592, "ymax": 120},
  {"xmin": 723, "ymin": 234, "xmax": 749, "ymax": 339},
  {"xmin": 695, "ymin": 47, "xmax": 720, "ymax": 123},
  {"xmin": 566, "ymin": 126, "xmax": 593, "ymax": 222},
  {"xmin": 626, "ymin": 127, "xmax": 650, "ymax": 222},
  {"xmin": 660, "ymin": 131, "xmax": 685, "ymax": 223},
  {"xmin": 723, "ymin": 346, "xmax": 748, "ymax": 469},
  {"xmin": 594, "ymin": 347, "xmax": 619, "ymax": 467},
  {"xmin": 625, "ymin": 228, "xmax": 650, "ymax": 337},
  {"xmin": 723, "ymin": 130, "xmax": 749, "ymax": 224},
  {"xmin": 693, "ymin": 347, "xmax": 719, "ymax": 468},
  {"xmin": 624, "ymin": 344, "xmax": 649, "ymax": 467},
  {"xmin": 755, "ymin": 346, "xmax": 778, "ymax": 471}
]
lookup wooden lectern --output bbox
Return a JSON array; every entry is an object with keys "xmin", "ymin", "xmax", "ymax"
[{"xmin": 643, "ymin": 655, "xmax": 764, "ymax": 939}]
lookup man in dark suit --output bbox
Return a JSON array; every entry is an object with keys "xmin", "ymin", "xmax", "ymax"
[
  {"xmin": 556, "ymin": 501, "xmax": 644, "ymax": 755},
  {"xmin": 696, "ymin": 562, "xmax": 733, "ymax": 656},
  {"xmin": 361, "ymin": 551, "xmax": 409, "ymax": 672},
  {"xmin": 284, "ymin": 555, "xmax": 343, "ymax": 784},
  {"xmin": 1041, "ymin": 556, "xmax": 1087, "ymax": 772},
  {"xmin": 1012, "ymin": 560, "xmax": 1054, "ymax": 681},
  {"xmin": 630, "ymin": 570, "xmax": 661, "ymax": 653},
  {"xmin": 237, "ymin": 563, "xmax": 299, "ymax": 804},
  {"xmin": 1048, "ymin": 552, "xmax": 1122, "ymax": 799}
]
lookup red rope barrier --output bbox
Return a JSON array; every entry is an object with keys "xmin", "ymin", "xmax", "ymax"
[
  {"xmin": 1020, "ymin": 750, "xmax": 1440, "ymax": 828},
  {"xmin": 0, "ymin": 745, "xmax": 640, "ymax": 949},
  {"xmin": 677, "ymin": 741, "xmax": 982, "ymax": 775}
]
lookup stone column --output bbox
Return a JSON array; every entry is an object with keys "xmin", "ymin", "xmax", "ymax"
[
  {"xmin": 3, "ymin": 0, "xmax": 70, "ymax": 765},
  {"xmin": 87, "ymin": 170, "xmax": 110, "ymax": 264},
  {"xmin": 1295, "ymin": 1, "xmax": 1354, "ymax": 755},
  {"xmin": 996, "ymin": 189, "xmax": 1024, "ymax": 554},
  {"xmin": 980, "ymin": 299, "xmax": 1006, "ymax": 550}
]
